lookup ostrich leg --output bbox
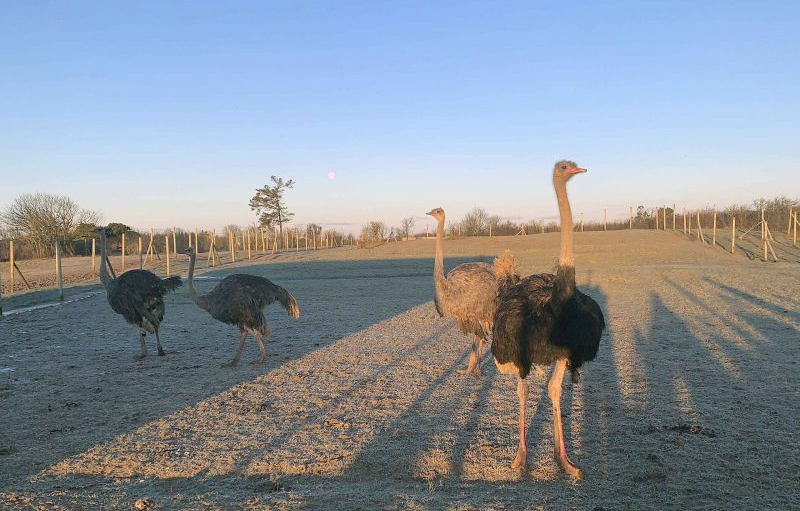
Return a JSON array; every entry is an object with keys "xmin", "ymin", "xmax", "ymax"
[
  {"xmin": 155, "ymin": 330, "xmax": 165, "ymax": 356},
  {"xmin": 512, "ymin": 377, "xmax": 528, "ymax": 473},
  {"xmin": 250, "ymin": 330, "xmax": 267, "ymax": 365},
  {"xmin": 457, "ymin": 335, "xmax": 482, "ymax": 379},
  {"xmin": 137, "ymin": 332, "xmax": 148, "ymax": 360},
  {"xmin": 222, "ymin": 330, "xmax": 248, "ymax": 367},
  {"xmin": 548, "ymin": 359, "xmax": 580, "ymax": 478}
]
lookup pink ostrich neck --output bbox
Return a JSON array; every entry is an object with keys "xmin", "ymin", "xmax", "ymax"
[
  {"xmin": 554, "ymin": 177, "xmax": 574, "ymax": 267},
  {"xmin": 433, "ymin": 217, "xmax": 447, "ymax": 289}
]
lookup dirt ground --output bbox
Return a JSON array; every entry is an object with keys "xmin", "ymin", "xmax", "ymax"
[{"xmin": 1, "ymin": 231, "xmax": 798, "ymax": 510}]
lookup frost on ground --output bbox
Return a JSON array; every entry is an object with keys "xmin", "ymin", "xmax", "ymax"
[{"xmin": 1, "ymin": 231, "xmax": 798, "ymax": 510}]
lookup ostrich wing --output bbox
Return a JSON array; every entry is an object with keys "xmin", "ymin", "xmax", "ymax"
[
  {"xmin": 440, "ymin": 262, "xmax": 497, "ymax": 337},
  {"xmin": 106, "ymin": 270, "xmax": 170, "ymax": 326},
  {"xmin": 202, "ymin": 274, "xmax": 281, "ymax": 327}
]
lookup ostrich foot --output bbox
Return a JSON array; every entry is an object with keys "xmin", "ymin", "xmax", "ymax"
[
  {"xmin": 249, "ymin": 357, "xmax": 265, "ymax": 365},
  {"xmin": 135, "ymin": 353, "xmax": 147, "ymax": 361},
  {"xmin": 556, "ymin": 452, "xmax": 581, "ymax": 479},
  {"xmin": 220, "ymin": 360, "xmax": 239, "ymax": 368},
  {"xmin": 457, "ymin": 367, "xmax": 481, "ymax": 379},
  {"xmin": 157, "ymin": 347, "xmax": 166, "ymax": 356},
  {"xmin": 511, "ymin": 447, "xmax": 527, "ymax": 474}
]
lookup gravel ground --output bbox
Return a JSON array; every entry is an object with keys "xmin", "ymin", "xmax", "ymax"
[{"xmin": 1, "ymin": 231, "xmax": 798, "ymax": 510}]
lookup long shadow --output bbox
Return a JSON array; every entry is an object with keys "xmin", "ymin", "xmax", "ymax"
[
  {"xmin": 0, "ymin": 256, "xmax": 482, "ymax": 486},
  {"xmin": 703, "ymin": 277, "xmax": 800, "ymax": 324},
  {"xmin": 629, "ymin": 290, "xmax": 796, "ymax": 508}
]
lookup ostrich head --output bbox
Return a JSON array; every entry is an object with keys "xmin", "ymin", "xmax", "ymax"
[
  {"xmin": 93, "ymin": 226, "xmax": 110, "ymax": 238},
  {"xmin": 183, "ymin": 246, "xmax": 196, "ymax": 257},
  {"xmin": 426, "ymin": 207, "xmax": 445, "ymax": 222},
  {"xmin": 552, "ymin": 160, "xmax": 587, "ymax": 183}
]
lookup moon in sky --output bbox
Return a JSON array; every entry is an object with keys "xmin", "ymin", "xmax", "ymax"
[{"xmin": 327, "ymin": 171, "xmax": 336, "ymax": 180}]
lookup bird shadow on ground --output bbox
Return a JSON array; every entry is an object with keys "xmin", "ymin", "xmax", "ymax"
[{"xmin": 0, "ymin": 257, "xmax": 484, "ymax": 486}]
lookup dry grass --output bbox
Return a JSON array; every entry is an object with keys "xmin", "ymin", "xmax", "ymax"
[{"xmin": 0, "ymin": 231, "xmax": 798, "ymax": 510}]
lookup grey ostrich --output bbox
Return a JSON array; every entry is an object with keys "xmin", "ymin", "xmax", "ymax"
[
  {"xmin": 492, "ymin": 161, "xmax": 605, "ymax": 478},
  {"xmin": 184, "ymin": 247, "xmax": 300, "ymax": 367},
  {"xmin": 427, "ymin": 208, "xmax": 517, "ymax": 378},
  {"xmin": 95, "ymin": 226, "xmax": 182, "ymax": 359}
]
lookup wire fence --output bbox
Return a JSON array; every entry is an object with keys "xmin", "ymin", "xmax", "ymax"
[{"xmin": 1, "ymin": 204, "xmax": 798, "ymax": 302}]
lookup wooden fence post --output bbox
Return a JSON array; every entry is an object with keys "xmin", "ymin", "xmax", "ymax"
[
  {"xmin": 247, "ymin": 230, "xmax": 252, "ymax": 259},
  {"xmin": 712, "ymin": 211, "xmax": 717, "ymax": 247},
  {"xmin": 683, "ymin": 209, "xmax": 687, "ymax": 235},
  {"xmin": 172, "ymin": 228, "xmax": 177, "ymax": 259},
  {"xmin": 165, "ymin": 236, "xmax": 171, "ymax": 276},
  {"xmin": 794, "ymin": 211, "xmax": 798, "ymax": 247},
  {"xmin": 9, "ymin": 241, "xmax": 14, "ymax": 294},
  {"xmin": 789, "ymin": 207, "xmax": 793, "ymax": 237},
  {"xmin": 604, "ymin": 209, "xmax": 607, "ymax": 231},
  {"xmin": 663, "ymin": 207, "xmax": 667, "ymax": 231},
  {"xmin": 655, "ymin": 208, "xmax": 659, "ymax": 230},
  {"xmin": 629, "ymin": 206, "xmax": 633, "ymax": 229},
  {"xmin": 92, "ymin": 238, "xmax": 96, "ymax": 273},
  {"xmin": 121, "ymin": 232, "xmax": 126, "ymax": 271},
  {"xmin": 672, "ymin": 204, "xmax": 676, "ymax": 230},
  {"xmin": 731, "ymin": 217, "xmax": 736, "ymax": 254},
  {"xmin": 761, "ymin": 208, "xmax": 765, "ymax": 241},
  {"xmin": 580, "ymin": 213, "xmax": 584, "ymax": 232},
  {"xmin": 138, "ymin": 236, "xmax": 143, "ymax": 269},
  {"xmin": 55, "ymin": 241, "xmax": 64, "ymax": 301},
  {"xmin": 696, "ymin": 211, "xmax": 704, "ymax": 243}
]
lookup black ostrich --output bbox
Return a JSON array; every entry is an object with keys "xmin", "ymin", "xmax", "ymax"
[
  {"xmin": 491, "ymin": 160, "xmax": 605, "ymax": 478},
  {"xmin": 184, "ymin": 247, "xmax": 300, "ymax": 367},
  {"xmin": 95, "ymin": 227, "xmax": 182, "ymax": 359}
]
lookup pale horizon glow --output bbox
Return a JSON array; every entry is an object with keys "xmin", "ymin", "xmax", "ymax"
[{"xmin": 1, "ymin": 1, "xmax": 798, "ymax": 235}]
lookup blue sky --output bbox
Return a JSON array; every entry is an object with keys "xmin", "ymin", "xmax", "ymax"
[{"xmin": 1, "ymin": 0, "xmax": 798, "ymax": 233}]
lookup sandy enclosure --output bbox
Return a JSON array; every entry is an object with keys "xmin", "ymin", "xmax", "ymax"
[{"xmin": 1, "ymin": 231, "xmax": 798, "ymax": 510}]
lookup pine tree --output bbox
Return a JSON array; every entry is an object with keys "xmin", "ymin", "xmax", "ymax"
[{"xmin": 249, "ymin": 176, "xmax": 295, "ymax": 236}]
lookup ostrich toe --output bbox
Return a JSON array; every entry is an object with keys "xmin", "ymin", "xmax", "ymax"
[{"xmin": 512, "ymin": 446, "xmax": 527, "ymax": 474}]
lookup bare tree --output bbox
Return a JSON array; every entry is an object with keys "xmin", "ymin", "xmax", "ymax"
[
  {"xmin": 359, "ymin": 220, "xmax": 387, "ymax": 244},
  {"xmin": 1, "ymin": 193, "xmax": 101, "ymax": 257},
  {"xmin": 460, "ymin": 207, "xmax": 490, "ymax": 236},
  {"xmin": 401, "ymin": 216, "xmax": 415, "ymax": 239}
]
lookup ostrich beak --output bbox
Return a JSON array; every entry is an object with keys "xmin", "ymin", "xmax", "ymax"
[
  {"xmin": 567, "ymin": 167, "xmax": 587, "ymax": 175},
  {"xmin": 426, "ymin": 211, "xmax": 434, "ymax": 216}
]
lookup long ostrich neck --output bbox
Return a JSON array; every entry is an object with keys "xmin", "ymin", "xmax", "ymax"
[
  {"xmin": 433, "ymin": 217, "xmax": 446, "ymax": 286},
  {"xmin": 186, "ymin": 253, "xmax": 208, "ymax": 310},
  {"xmin": 554, "ymin": 177, "xmax": 574, "ymax": 267},
  {"xmin": 98, "ymin": 232, "xmax": 113, "ymax": 289}
]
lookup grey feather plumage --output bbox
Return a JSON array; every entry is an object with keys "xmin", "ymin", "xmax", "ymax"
[
  {"xmin": 184, "ymin": 247, "xmax": 299, "ymax": 366},
  {"xmin": 428, "ymin": 207, "xmax": 518, "ymax": 377},
  {"xmin": 434, "ymin": 262, "xmax": 498, "ymax": 339},
  {"xmin": 194, "ymin": 273, "xmax": 300, "ymax": 333}
]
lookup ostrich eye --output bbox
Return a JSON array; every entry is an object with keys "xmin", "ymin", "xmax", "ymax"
[{"xmin": 561, "ymin": 165, "xmax": 567, "ymax": 170}]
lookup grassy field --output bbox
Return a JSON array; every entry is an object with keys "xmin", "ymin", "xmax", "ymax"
[{"xmin": 1, "ymin": 231, "xmax": 798, "ymax": 510}]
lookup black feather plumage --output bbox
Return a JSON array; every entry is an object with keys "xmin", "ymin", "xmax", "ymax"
[
  {"xmin": 105, "ymin": 269, "xmax": 182, "ymax": 332},
  {"xmin": 491, "ymin": 265, "xmax": 604, "ymax": 379}
]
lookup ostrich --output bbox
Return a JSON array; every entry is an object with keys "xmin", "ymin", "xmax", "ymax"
[
  {"xmin": 491, "ymin": 160, "xmax": 605, "ymax": 478},
  {"xmin": 183, "ymin": 247, "xmax": 300, "ymax": 367},
  {"xmin": 427, "ymin": 208, "xmax": 518, "ymax": 378},
  {"xmin": 95, "ymin": 226, "xmax": 182, "ymax": 359}
]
